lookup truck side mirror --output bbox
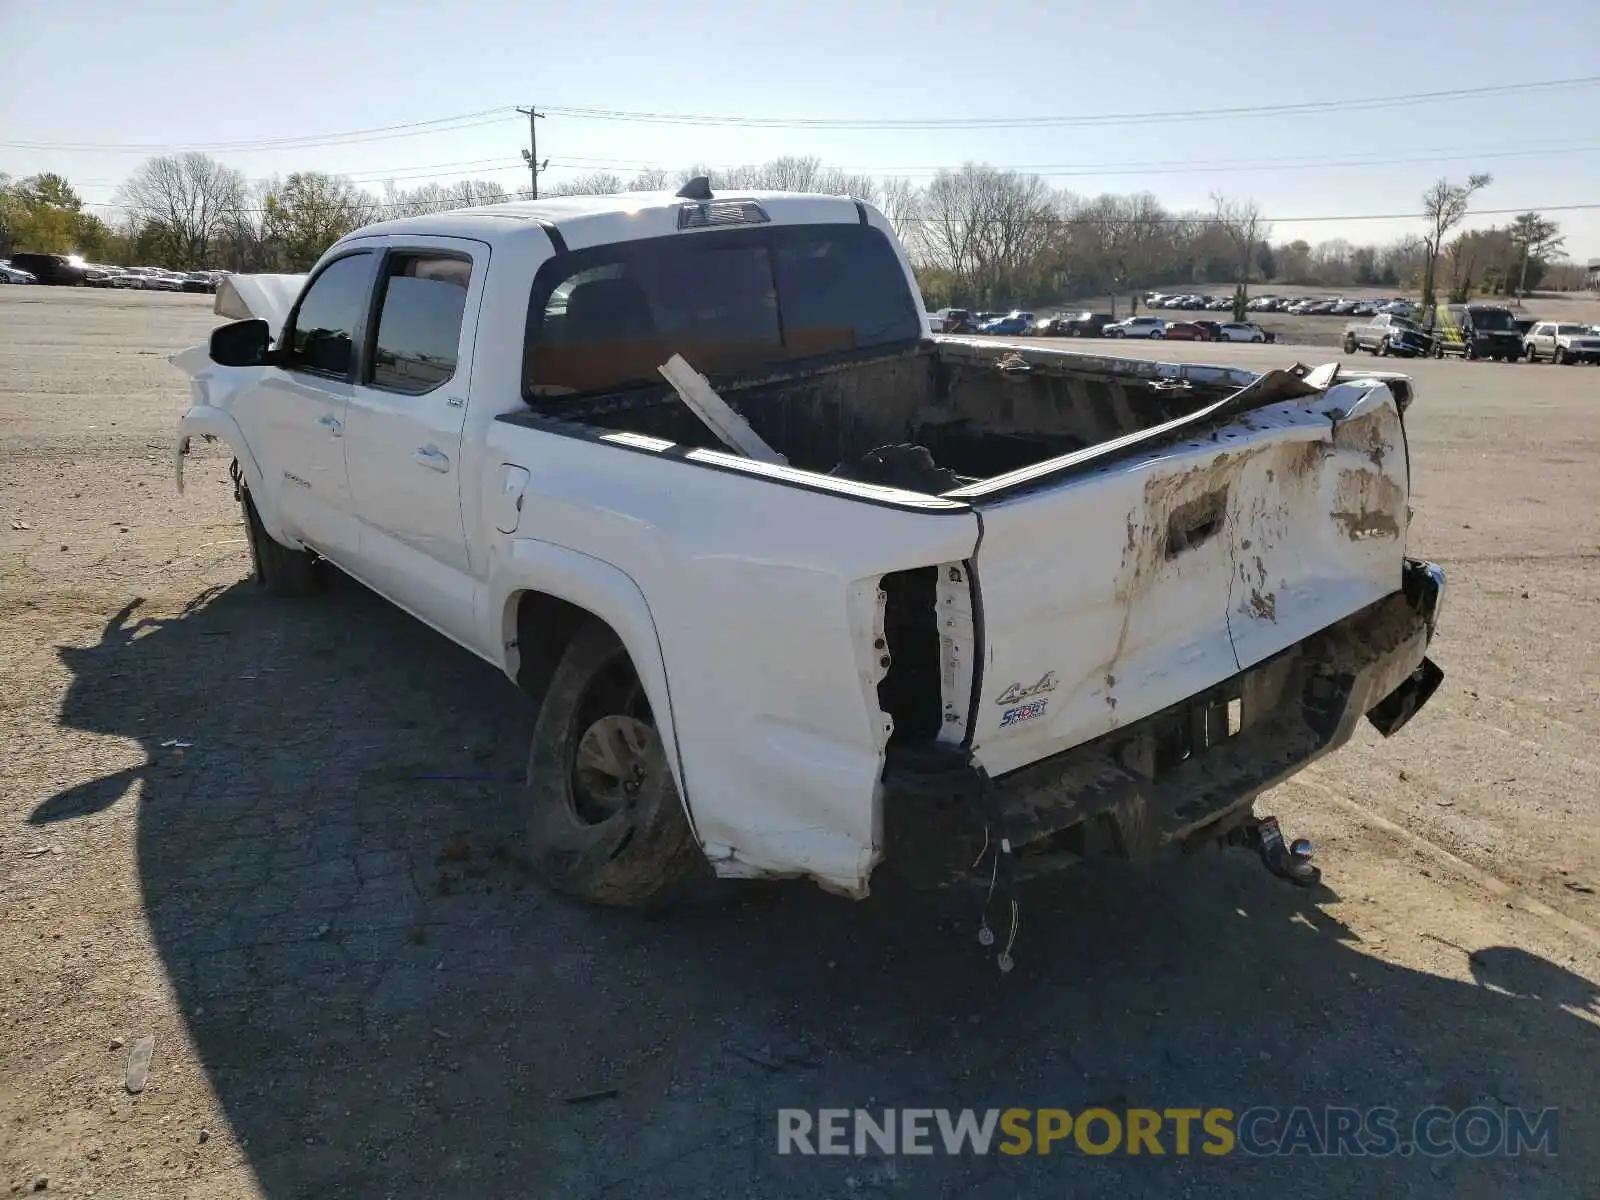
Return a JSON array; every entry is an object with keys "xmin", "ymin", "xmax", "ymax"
[{"xmin": 209, "ymin": 318, "xmax": 272, "ymax": 367}]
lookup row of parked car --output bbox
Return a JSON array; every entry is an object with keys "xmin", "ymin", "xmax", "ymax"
[
  {"xmin": 929, "ymin": 308, "xmax": 1274, "ymax": 343},
  {"xmin": 1150, "ymin": 292, "xmax": 1416, "ymax": 318},
  {"xmin": 0, "ymin": 252, "xmax": 232, "ymax": 293},
  {"xmin": 1343, "ymin": 306, "xmax": 1600, "ymax": 364}
]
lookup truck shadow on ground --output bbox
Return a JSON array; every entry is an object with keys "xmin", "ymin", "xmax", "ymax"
[{"xmin": 33, "ymin": 576, "xmax": 1599, "ymax": 1199}]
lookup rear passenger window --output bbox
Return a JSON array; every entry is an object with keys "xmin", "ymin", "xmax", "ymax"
[
  {"xmin": 774, "ymin": 228, "xmax": 922, "ymax": 356},
  {"xmin": 283, "ymin": 252, "xmax": 377, "ymax": 378},
  {"xmin": 370, "ymin": 253, "xmax": 472, "ymax": 394},
  {"xmin": 524, "ymin": 224, "xmax": 922, "ymax": 398}
]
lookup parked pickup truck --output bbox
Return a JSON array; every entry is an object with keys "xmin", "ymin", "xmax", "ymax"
[
  {"xmin": 173, "ymin": 181, "xmax": 1446, "ymax": 922},
  {"xmin": 1342, "ymin": 312, "xmax": 1435, "ymax": 358}
]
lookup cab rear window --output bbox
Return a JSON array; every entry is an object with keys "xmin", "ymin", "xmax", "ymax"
[{"xmin": 522, "ymin": 223, "xmax": 922, "ymax": 399}]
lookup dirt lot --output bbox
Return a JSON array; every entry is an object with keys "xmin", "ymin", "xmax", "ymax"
[{"xmin": 2, "ymin": 287, "xmax": 1598, "ymax": 1198}]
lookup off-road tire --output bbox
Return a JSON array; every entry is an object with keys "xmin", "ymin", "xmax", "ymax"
[
  {"xmin": 522, "ymin": 621, "xmax": 704, "ymax": 907},
  {"xmin": 241, "ymin": 487, "xmax": 321, "ymax": 597}
]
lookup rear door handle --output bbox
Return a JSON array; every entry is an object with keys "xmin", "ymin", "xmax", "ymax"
[
  {"xmin": 414, "ymin": 446, "xmax": 451, "ymax": 473},
  {"xmin": 317, "ymin": 414, "xmax": 342, "ymax": 436}
]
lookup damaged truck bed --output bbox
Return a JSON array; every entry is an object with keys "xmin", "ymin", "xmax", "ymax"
[
  {"xmin": 175, "ymin": 183, "xmax": 1445, "ymax": 930},
  {"xmin": 507, "ymin": 332, "xmax": 1445, "ymax": 886}
]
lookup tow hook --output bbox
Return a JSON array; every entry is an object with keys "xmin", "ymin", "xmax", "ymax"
[{"xmin": 1238, "ymin": 815, "xmax": 1321, "ymax": 887}]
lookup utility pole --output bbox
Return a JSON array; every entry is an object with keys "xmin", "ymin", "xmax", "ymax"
[{"xmin": 516, "ymin": 106, "xmax": 548, "ymax": 200}]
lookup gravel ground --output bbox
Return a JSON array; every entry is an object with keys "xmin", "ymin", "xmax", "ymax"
[{"xmin": 2, "ymin": 288, "xmax": 1597, "ymax": 1199}]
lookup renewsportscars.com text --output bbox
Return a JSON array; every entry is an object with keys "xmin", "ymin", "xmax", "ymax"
[{"xmin": 777, "ymin": 1106, "xmax": 1559, "ymax": 1158}]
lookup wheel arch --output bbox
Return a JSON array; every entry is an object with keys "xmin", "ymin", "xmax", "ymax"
[
  {"xmin": 176, "ymin": 405, "xmax": 263, "ymax": 495},
  {"xmin": 175, "ymin": 405, "xmax": 297, "ymax": 548},
  {"xmin": 495, "ymin": 542, "xmax": 695, "ymax": 835}
]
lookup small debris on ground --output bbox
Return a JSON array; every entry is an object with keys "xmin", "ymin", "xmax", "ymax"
[
  {"xmin": 158, "ymin": 739, "xmax": 193, "ymax": 749},
  {"xmin": 108, "ymin": 1037, "xmax": 124, "ymax": 1051},
  {"xmin": 438, "ymin": 836, "xmax": 471, "ymax": 863},
  {"xmin": 1564, "ymin": 881, "xmax": 1595, "ymax": 895},
  {"xmin": 562, "ymin": 1088, "xmax": 619, "ymax": 1105},
  {"xmin": 125, "ymin": 1035, "xmax": 155, "ymax": 1094},
  {"xmin": 727, "ymin": 1040, "xmax": 819, "ymax": 1072},
  {"xmin": 10, "ymin": 520, "xmax": 31, "ymax": 530},
  {"xmin": 197, "ymin": 1129, "xmax": 210, "ymax": 1144}
]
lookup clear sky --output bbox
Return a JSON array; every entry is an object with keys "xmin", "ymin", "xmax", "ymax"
[{"xmin": 2, "ymin": 0, "xmax": 1598, "ymax": 257}]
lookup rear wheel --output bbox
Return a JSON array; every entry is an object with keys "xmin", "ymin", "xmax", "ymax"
[
  {"xmin": 522, "ymin": 621, "xmax": 704, "ymax": 908},
  {"xmin": 241, "ymin": 485, "xmax": 321, "ymax": 597},
  {"xmin": 1342, "ymin": 334, "xmax": 1358, "ymax": 354}
]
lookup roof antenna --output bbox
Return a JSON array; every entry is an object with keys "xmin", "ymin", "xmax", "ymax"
[{"xmin": 676, "ymin": 176, "xmax": 713, "ymax": 202}]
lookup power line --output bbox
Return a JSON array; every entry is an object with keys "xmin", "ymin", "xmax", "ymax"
[
  {"xmin": 0, "ymin": 109, "xmax": 519, "ymax": 154},
  {"xmin": 75, "ymin": 156, "xmax": 529, "ymax": 191},
  {"xmin": 540, "ymin": 75, "xmax": 1600, "ymax": 130},
  {"xmin": 12, "ymin": 73, "xmax": 1597, "ymax": 157},
  {"xmin": 531, "ymin": 142, "xmax": 1600, "ymax": 180}
]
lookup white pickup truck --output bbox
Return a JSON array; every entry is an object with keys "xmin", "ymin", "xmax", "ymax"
[{"xmin": 174, "ymin": 179, "xmax": 1445, "ymax": 919}]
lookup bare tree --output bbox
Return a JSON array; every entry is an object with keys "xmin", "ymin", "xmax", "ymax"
[
  {"xmin": 116, "ymin": 153, "xmax": 246, "ymax": 267},
  {"xmin": 1210, "ymin": 192, "xmax": 1269, "ymax": 320},
  {"xmin": 1084, "ymin": 192, "xmax": 1173, "ymax": 314},
  {"xmin": 917, "ymin": 166, "xmax": 986, "ymax": 285},
  {"xmin": 544, "ymin": 171, "xmax": 626, "ymax": 197},
  {"xmin": 219, "ymin": 178, "xmax": 277, "ymax": 272},
  {"xmin": 873, "ymin": 176, "xmax": 923, "ymax": 245},
  {"xmin": 380, "ymin": 178, "xmax": 509, "ymax": 216},
  {"xmin": 1419, "ymin": 173, "xmax": 1491, "ymax": 312},
  {"xmin": 1443, "ymin": 231, "xmax": 1481, "ymax": 303},
  {"xmin": 628, "ymin": 168, "xmax": 671, "ymax": 192},
  {"xmin": 445, "ymin": 179, "xmax": 511, "ymax": 207}
]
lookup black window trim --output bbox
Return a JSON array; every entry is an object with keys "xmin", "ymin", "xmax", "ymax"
[
  {"xmin": 519, "ymin": 222, "xmax": 921, "ymax": 405},
  {"xmin": 358, "ymin": 246, "xmax": 476, "ymax": 397},
  {"xmin": 279, "ymin": 248, "xmax": 380, "ymax": 384}
]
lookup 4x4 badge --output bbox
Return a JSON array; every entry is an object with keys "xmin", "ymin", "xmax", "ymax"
[{"xmin": 995, "ymin": 671, "xmax": 1058, "ymax": 706}]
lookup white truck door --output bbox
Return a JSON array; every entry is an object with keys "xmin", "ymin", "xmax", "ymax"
[
  {"xmin": 342, "ymin": 237, "xmax": 488, "ymax": 643},
  {"xmin": 253, "ymin": 249, "xmax": 379, "ymax": 561}
]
